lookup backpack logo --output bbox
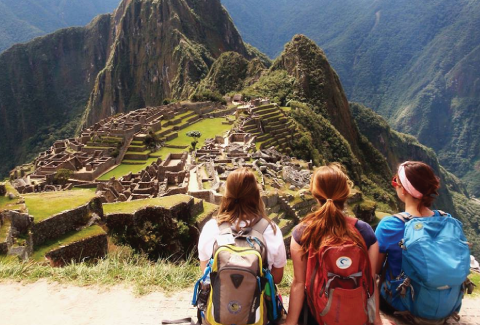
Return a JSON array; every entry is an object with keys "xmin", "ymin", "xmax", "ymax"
[
  {"xmin": 414, "ymin": 223, "xmax": 423, "ymax": 230},
  {"xmin": 227, "ymin": 301, "xmax": 242, "ymax": 314},
  {"xmin": 336, "ymin": 256, "xmax": 352, "ymax": 269}
]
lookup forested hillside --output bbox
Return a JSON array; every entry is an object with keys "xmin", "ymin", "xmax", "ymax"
[
  {"xmin": 0, "ymin": 0, "xmax": 120, "ymax": 52},
  {"xmin": 222, "ymin": 0, "xmax": 480, "ymax": 197}
]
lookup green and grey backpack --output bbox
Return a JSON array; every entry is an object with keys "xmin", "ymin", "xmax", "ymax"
[{"xmin": 202, "ymin": 218, "xmax": 270, "ymax": 325}]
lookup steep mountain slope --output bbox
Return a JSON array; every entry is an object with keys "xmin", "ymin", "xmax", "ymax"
[
  {"xmin": 0, "ymin": 0, "xmax": 261, "ymax": 178},
  {"xmin": 0, "ymin": 0, "xmax": 121, "ymax": 53},
  {"xmin": 83, "ymin": 0, "xmax": 257, "ymax": 125},
  {"xmin": 0, "ymin": 15, "xmax": 112, "ymax": 178},
  {"xmin": 222, "ymin": 0, "xmax": 480, "ymax": 196},
  {"xmin": 352, "ymin": 102, "xmax": 480, "ymax": 257}
]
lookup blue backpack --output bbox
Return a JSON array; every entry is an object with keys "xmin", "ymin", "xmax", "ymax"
[{"xmin": 385, "ymin": 211, "xmax": 471, "ymax": 322}]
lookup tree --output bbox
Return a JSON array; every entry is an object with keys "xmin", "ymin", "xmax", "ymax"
[
  {"xmin": 55, "ymin": 168, "xmax": 73, "ymax": 185},
  {"xmin": 144, "ymin": 128, "xmax": 159, "ymax": 151},
  {"xmin": 186, "ymin": 131, "xmax": 202, "ymax": 151}
]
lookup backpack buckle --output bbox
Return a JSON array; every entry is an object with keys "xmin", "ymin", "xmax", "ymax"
[{"xmin": 232, "ymin": 226, "xmax": 252, "ymax": 237}]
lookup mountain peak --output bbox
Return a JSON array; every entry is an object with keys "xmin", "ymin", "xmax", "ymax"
[
  {"xmin": 273, "ymin": 34, "xmax": 359, "ymax": 148},
  {"xmin": 82, "ymin": 0, "xmax": 256, "ymax": 125}
]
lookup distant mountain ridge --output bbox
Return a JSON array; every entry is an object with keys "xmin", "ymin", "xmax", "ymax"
[
  {"xmin": 221, "ymin": 0, "xmax": 480, "ymax": 196},
  {"xmin": 0, "ymin": 0, "xmax": 121, "ymax": 53}
]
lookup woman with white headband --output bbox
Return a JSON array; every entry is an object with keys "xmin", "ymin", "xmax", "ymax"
[{"xmin": 374, "ymin": 161, "xmax": 471, "ymax": 322}]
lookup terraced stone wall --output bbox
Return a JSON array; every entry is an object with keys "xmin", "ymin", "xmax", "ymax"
[
  {"xmin": 45, "ymin": 233, "xmax": 108, "ymax": 266},
  {"xmin": 32, "ymin": 197, "xmax": 103, "ymax": 246},
  {"xmin": 104, "ymin": 197, "xmax": 198, "ymax": 258}
]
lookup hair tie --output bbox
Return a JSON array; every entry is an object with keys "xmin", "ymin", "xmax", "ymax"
[
  {"xmin": 398, "ymin": 163, "xmax": 423, "ymax": 199},
  {"xmin": 326, "ymin": 198, "xmax": 333, "ymax": 202}
]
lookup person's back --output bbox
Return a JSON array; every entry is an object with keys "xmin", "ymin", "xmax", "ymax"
[
  {"xmin": 196, "ymin": 168, "xmax": 286, "ymax": 325},
  {"xmin": 284, "ymin": 163, "xmax": 390, "ymax": 325},
  {"xmin": 376, "ymin": 161, "xmax": 471, "ymax": 323}
]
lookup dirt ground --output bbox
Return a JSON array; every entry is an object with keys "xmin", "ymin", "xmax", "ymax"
[{"xmin": 0, "ymin": 280, "xmax": 479, "ymax": 325}]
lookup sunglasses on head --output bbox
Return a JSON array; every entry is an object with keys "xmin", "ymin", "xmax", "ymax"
[{"xmin": 391, "ymin": 175, "xmax": 400, "ymax": 188}]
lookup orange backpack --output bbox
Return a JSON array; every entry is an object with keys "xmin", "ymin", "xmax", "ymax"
[{"xmin": 305, "ymin": 217, "xmax": 376, "ymax": 325}]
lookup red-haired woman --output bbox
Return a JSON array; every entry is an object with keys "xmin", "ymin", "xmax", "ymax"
[
  {"xmin": 285, "ymin": 163, "xmax": 390, "ymax": 325},
  {"xmin": 198, "ymin": 167, "xmax": 287, "ymax": 281}
]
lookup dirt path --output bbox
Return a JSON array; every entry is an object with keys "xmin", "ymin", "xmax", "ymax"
[{"xmin": 0, "ymin": 281, "xmax": 479, "ymax": 325}]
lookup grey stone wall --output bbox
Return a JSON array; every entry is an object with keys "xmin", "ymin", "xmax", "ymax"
[
  {"xmin": 1, "ymin": 210, "xmax": 33, "ymax": 234},
  {"xmin": 0, "ymin": 183, "xmax": 6, "ymax": 196},
  {"xmin": 45, "ymin": 234, "xmax": 108, "ymax": 266},
  {"xmin": 103, "ymin": 196, "xmax": 197, "ymax": 258},
  {"xmin": 32, "ymin": 197, "xmax": 103, "ymax": 247}
]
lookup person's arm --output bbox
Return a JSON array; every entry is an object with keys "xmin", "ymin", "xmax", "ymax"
[
  {"xmin": 271, "ymin": 266, "xmax": 284, "ymax": 284},
  {"xmin": 369, "ymin": 242, "xmax": 395, "ymax": 325},
  {"xmin": 284, "ymin": 237, "xmax": 307, "ymax": 325},
  {"xmin": 200, "ymin": 260, "xmax": 208, "ymax": 273}
]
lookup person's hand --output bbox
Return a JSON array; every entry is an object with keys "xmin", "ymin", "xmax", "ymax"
[{"xmin": 374, "ymin": 317, "xmax": 396, "ymax": 325}]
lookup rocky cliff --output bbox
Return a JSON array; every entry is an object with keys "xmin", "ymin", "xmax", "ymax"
[
  {"xmin": 0, "ymin": 14, "xmax": 112, "ymax": 178},
  {"xmin": 0, "ymin": 0, "xmax": 260, "ymax": 177},
  {"xmin": 83, "ymin": 0, "xmax": 259, "ymax": 125}
]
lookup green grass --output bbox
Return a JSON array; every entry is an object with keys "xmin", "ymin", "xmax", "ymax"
[
  {"xmin": 149, "ymin": 147, "xmax": 187, "ymax": 158},
  {"xmin": 103, "ymin": 195, "xmax": 191, "ymax": 215},
  {"xmin": 0, "ymin": 195, "xmax": 10, "ymax": 210},
  {"xmin": 0, "ymin": 219, "xmax": 11, "ymax": 242},
  {"xmin": 98, "ymin": 158, "xmax": 158, "ymax": 180},
  {"xmin": 0, "ymin": 246, "xmax": 296, "ymax": 295},
  {"xmin": 125, "ymin": 150, "xmax": 150, "ymax": 155},
  {"xmin": 195, "ymin": 201, "xmax": 218, "ymax": 223},
  {"xmin": 202, "ymin": 181, "xmax": 211, "ymax": 190},
  {"xmin": 84, "ymin": 146, "xmax": 112, "ymax": 150},
  {"xmin": 122, "ymin": 160, "xmax": 148, "ymax": 165},
  {"xmin": 0, "ymin": 182, "xmax": 24, "ymax": 212},
  {"xmin": 0, "ymin": 246, "xmax": 202, "ymax": 295},
  {"xmin": 469, "ymin": 272, "xmax": 480, "ymax": 297},
  {"xmin": 24, "ymin": 190, "xmax": 96, "ymax": 222},
  {"xmin": 32, "ymin": 225, "xmax": 106, "ymax": 261},
  {"xmin": 71, "ymin": 187, "xmax": 97, "ymax": 193},
  {"xmin": 167, "ymin": 118, "xmax": 233, "ymax": 148}
]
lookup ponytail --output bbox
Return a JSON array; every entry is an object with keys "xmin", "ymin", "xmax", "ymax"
[{"xmin": 300, "ymin": 164, "xmax": 364, "ymax": 254}]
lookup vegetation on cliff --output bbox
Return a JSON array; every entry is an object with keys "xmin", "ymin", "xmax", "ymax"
[
  {"xmin": 352, "ymin": 102, "xmax": 480, "ymax": 257},
  {"xmin": 222, "ymin": 0, "xmax": 480, "ymax": 196}
]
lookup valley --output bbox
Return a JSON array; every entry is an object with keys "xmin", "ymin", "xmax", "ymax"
[{"xmin": 0, "ymin": 0, "xmax": 479, "ymax": 264}]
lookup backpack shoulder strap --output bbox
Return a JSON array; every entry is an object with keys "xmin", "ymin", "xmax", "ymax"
[
  {"xmin": 345, "ymin": 216, "xmax": 358, "ymax": 227},
  {"xmin": 251, "ymin": 218, "xmax": 270, "ymax": 235},
  {"xmin": 436, "ymin": 210, "xmax": 448, "ymax": 216},
  {"xmin": 393, "ymin": 212, "xmax": 413, "ymax": 223},
  {"xmin": 218, "ymin": 222, "xmax": 232, "ymax": 235}
]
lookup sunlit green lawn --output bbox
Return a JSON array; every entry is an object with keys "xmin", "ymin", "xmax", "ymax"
[
  {"xmin": 167, "ymin": 118, "xmax": 232, "ymax": 147},
  {"xmin": 24, "ymin": 190, "xmax": 96, "ymax": 222},
  {"xmin": 103, "ymin": 194, "xmax": 191, "ymax": 215},
  {"xmin": 98, "ymin": 118, "xmax": 233, "ymax": 180},
  {"xmin": 98, "ymin": 158, "xmax": 158, "ymax": 180}
]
